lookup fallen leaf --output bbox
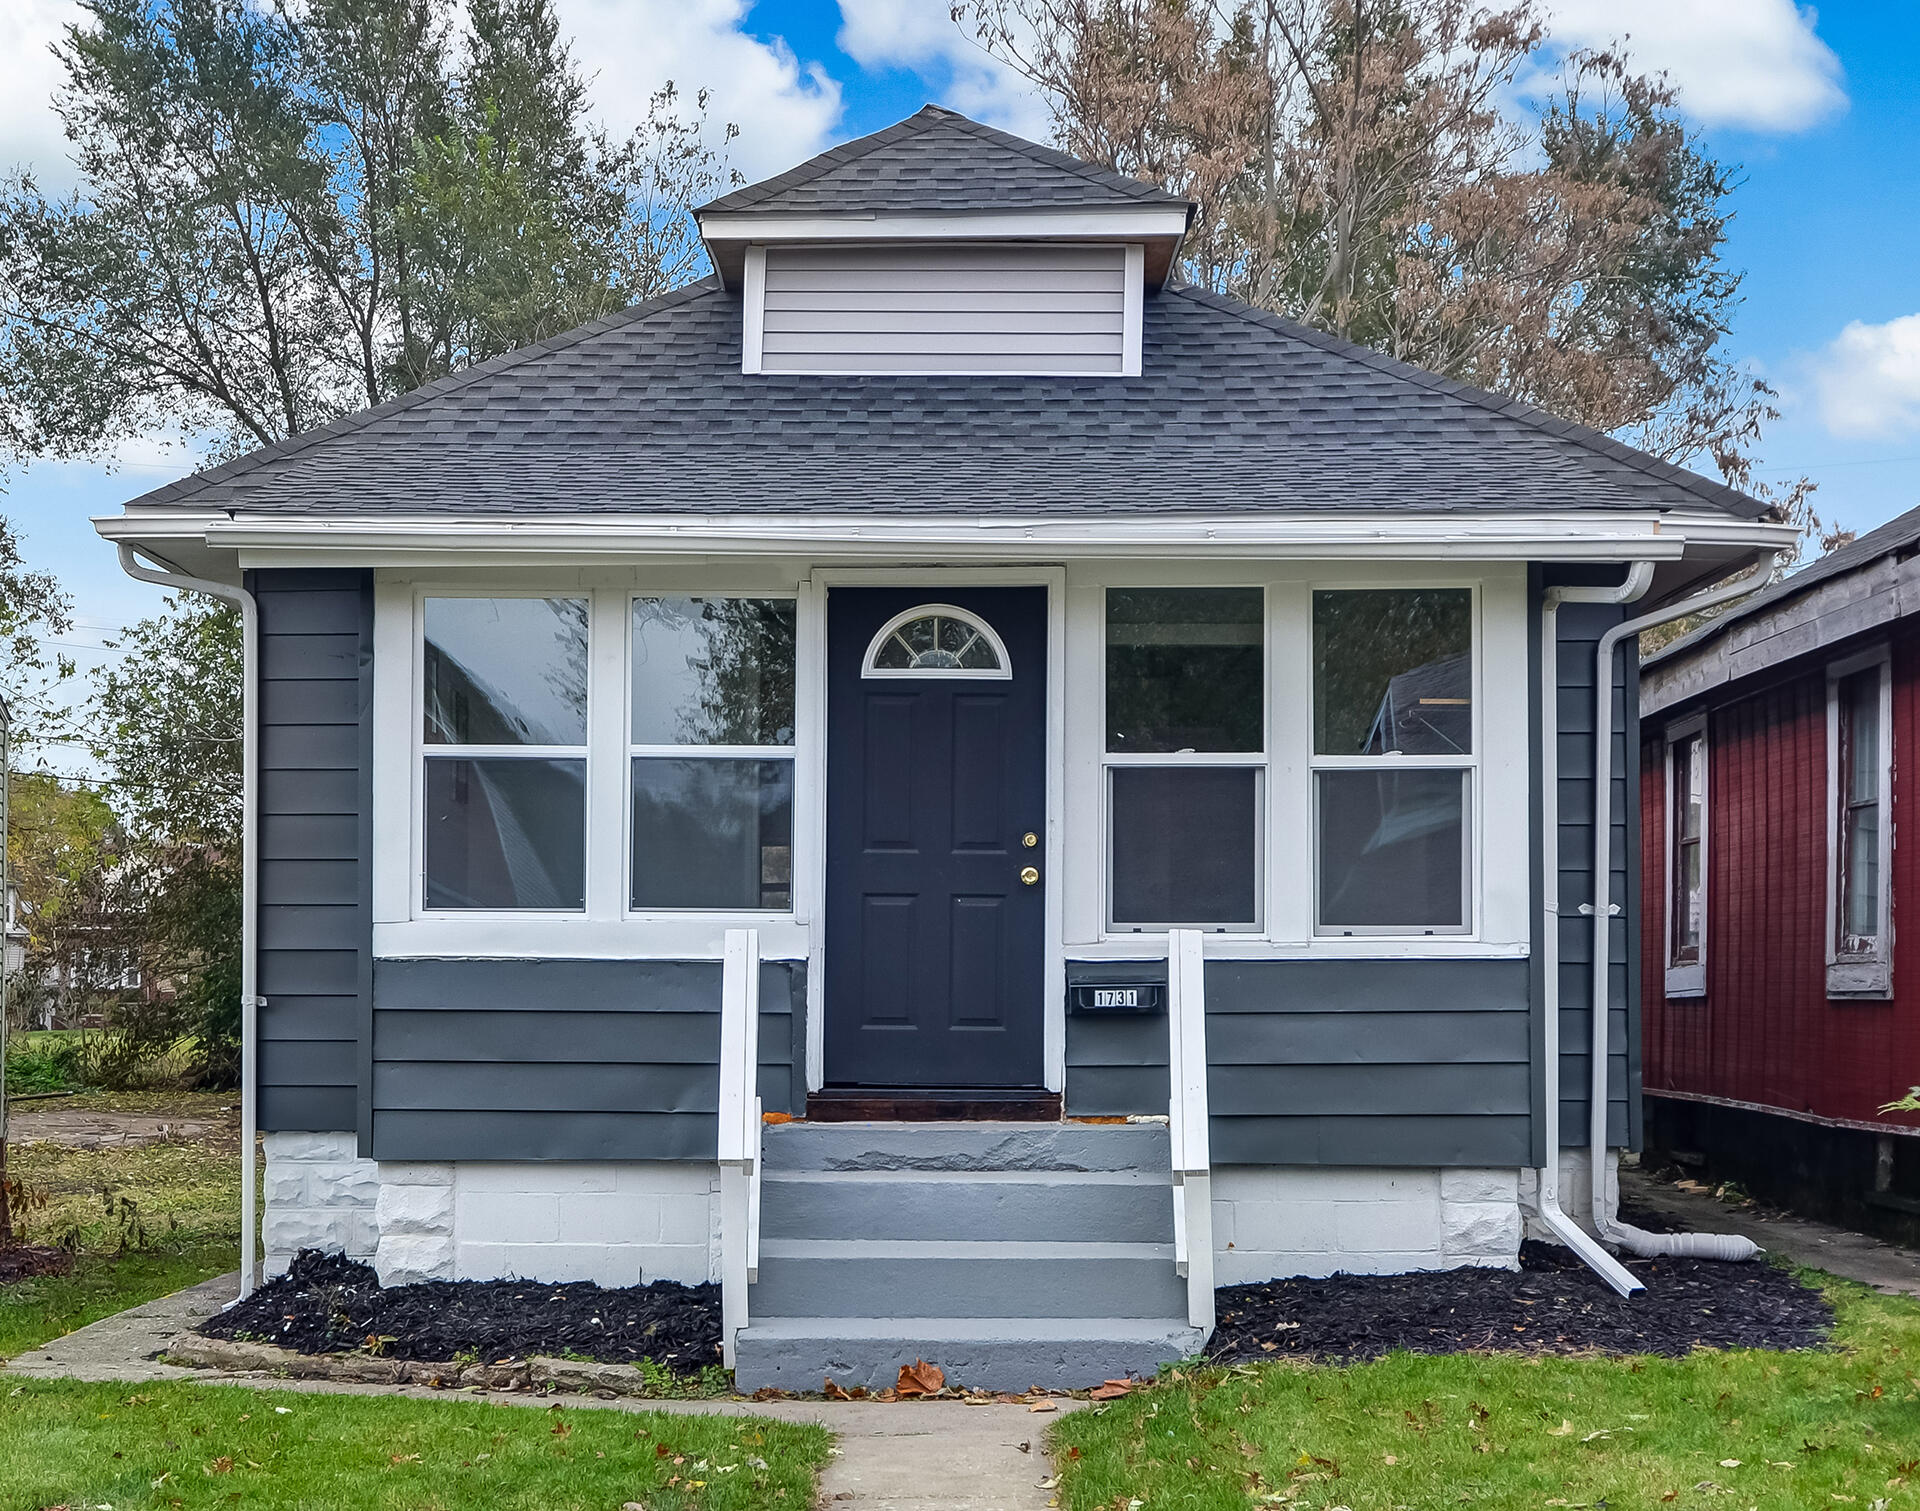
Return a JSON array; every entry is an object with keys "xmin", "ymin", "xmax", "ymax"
[
  {"xmin": 1382, "ymin": 1454, "xmax": 1398, "ymax": 1465},
  {"xmin": 823, "ymin": 1379, "xmax": 851, "ymax": 1401},
  {"xmin": 1028, "ymin": 1399, "xmax": 1058, "ymax": 1413},
  {"xmin": 1546, "ymin": 1420, "xmax": 1575, "ymax": 1437},
  {"xmin": 1090, "ymin": 1381, "xmax": 1132, "ymax": 1401},
  {"xmin": 1720, "ymin": 1459, "xmax": 1741, "ymax": 1468},
  {"xmin": 897, "ymin": 1359, "xmax": 945, "ymax": 1397}
]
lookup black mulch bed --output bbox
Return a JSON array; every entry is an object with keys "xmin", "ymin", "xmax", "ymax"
[
  {"xmin": 199, "ymin": 1250, "xmax": 721, "ymax": 1373},
  {"xmin": 1207, "ymin": 1241, "xmax": 1833, "ymax": 1365}
]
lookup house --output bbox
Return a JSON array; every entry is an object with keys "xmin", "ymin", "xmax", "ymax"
[
  {"xmin": 97, "ymin": 106, "xmax": 1793, "ymax": 1389},
  {"xmin": 1639, "ymin": 505, "xmax": 1920, "ymax": 1241}
]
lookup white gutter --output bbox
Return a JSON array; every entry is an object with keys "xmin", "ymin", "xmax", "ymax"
[
  {"xmin": 1538, "ymin": 563, "xmax": 1656, "ymax": 1297},
  {"xmin": 117, "ymin": 545, "xmax": 262, "ymax": 1300},
  {"xmin": 1583, "ymin": 557, "xmax": 1780, "ymax": 1265},
  {"xmin": 129, "ymin": 510, "xmax": 1799, "ymax": 563}
]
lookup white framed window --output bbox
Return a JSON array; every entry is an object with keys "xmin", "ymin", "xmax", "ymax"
[
  {"xmin": 628, "ymin": 595, "xmax": 798, "ymax": 913},
  {"xmin": 1827, "ymin": 645, "xmax": 1893, "ymax": 999},
  {"xmin": 1101, "ymin": 586, "xmax": 1266, "ymax": 932},
  {"xmin": 418, "ymin": 594, "xmax": 590, "ymax": 913},
  {"xmin": 1309, "ymin": 587, "xmax": 1476, "ymax": 937},
  {"xmin": 1663, "ymin": 714, "xmax": 1707, "ymax": 998},
  {"xmin": 862, "ymin": 604, "xmax": 1010, "ymax": 678}
]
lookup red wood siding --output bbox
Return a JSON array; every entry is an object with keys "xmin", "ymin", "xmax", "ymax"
[{"xmin": 1641, "ymin": 625, "xmax": 1920, "ymax": 1130}]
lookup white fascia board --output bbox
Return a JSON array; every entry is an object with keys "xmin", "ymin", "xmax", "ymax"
[
  {"xmin": 204, "ymin": 511, "xmax": 1795, "ymax": 566},
  {"xmin": 696, "ymin": 208, "xmax": 1192, "ymax": 241}
]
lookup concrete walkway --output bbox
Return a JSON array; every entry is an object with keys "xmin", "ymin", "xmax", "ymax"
[
  {"xmin": 1621, "ymin": 1162, "xmax": 1920, "ymax": 1296},
  {"xmin": 3, "ymin": 1271, "xmax": 1073, "ymax": 1510}
]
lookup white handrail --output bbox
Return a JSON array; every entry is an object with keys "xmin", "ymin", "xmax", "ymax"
[
  {"xmin": 1166, "ymin": 929, "xmax": 1215, "ymax": 1332},
  {"xmin": 718, "ymin": 928, "xmax": 762, "ymax": 1367}
]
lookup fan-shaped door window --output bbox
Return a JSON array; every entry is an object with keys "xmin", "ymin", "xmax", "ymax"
[{"xmin": 863, "ymin": 605, "xmax": 1011, "ymax": 679}]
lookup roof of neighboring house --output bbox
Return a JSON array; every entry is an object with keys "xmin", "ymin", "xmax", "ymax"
[
  {"xmin": 1647, "ymin": 501, "xmax": 1920, "ymax": 670},
  {"xmin": 121, "ymin": 278, "xmax": 1770, "ymax": 520},
  {"xmin": 695, "ymin": 104, "xmax": 1192, "ymax": 218}
]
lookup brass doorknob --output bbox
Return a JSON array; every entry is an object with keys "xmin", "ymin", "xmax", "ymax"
[{"xmin": 1019, "ymin": 866, "xmax": 1040, "ymax": 886}]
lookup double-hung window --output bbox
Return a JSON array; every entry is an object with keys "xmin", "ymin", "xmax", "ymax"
[
  {"xmin": 629, "ymin": 596, "xmax": 797, "ymax": 912},
  {"xmin": 1664, "ymin": 717, "xmax": 1706, "ymax": 997},
  {"xmin": 1103, "ymin": 587, "xmax": 1265, "ymax": 931},
  {"xmin": 421, "ymin": 596, "xmax": 590, "ymax": 911},
  {"xmin": 1828, "ymin": 648, "xmax": 1892, "ymax": 997},
  {"xmin": 1311, "ymin": 588, "xmax": 1474, "ymax": 935}
]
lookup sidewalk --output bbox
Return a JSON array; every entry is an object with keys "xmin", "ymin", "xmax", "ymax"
[
  {"xmin": 1621, "ymin": 1161, "xmax": 1920, "ymax": 1296},
  {"xmin": 3, "ymin": 1271, "xmax": 1071, "ymax": 1511}
]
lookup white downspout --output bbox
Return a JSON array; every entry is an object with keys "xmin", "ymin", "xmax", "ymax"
[
  {"xmin": 1537, "ymin": 563, "xmax": 1655, "ymax": 1296},
  {"xmin": 118, "ymin": 545, "xmax": 261, "ymax": 1299},
  {"xmin": 1582, "ymin": 556, "xmax": 1779, "ymax": 1264}
]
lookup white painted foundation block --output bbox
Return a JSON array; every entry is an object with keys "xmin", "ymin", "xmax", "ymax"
[
  {"xmin": 1212, "ymin": 1165, "xmax": 1524, "ymax": 1282},
  {"xmin": 261, "ymin": 1131, "xmax": 379, "ymax": 1279}
]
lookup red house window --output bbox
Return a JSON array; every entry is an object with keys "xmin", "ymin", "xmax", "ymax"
[
  {"xmin": 1827, "ymin": 648, "xmax": 1892, "ymax": 998},
  {"xmin": 1665, "ymin": 722, "xmax": 1707, "ymax": 998}
]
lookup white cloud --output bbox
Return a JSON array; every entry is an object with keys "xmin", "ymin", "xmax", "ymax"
[
  {"xmin": 1541, "ymin": 0, "xmax": 1845, "ymax": 133},
  {"xmin": 0, "ymin": 1, "xmax": 844, "ymax": 195},
  {"xmin": 836, "ymin": 0, "xmax": 1051, "ymax": 140},
  {"xmin": 0, "ymin": 0, "xmax": 82, "ymax": 191},
  {"xmin": 1808, "ymin": 314, "xmax": 1920, "ymax": 440},
  {"xmin": 554, "ymin": 0, "xmax": 843, "ymax": 182}
]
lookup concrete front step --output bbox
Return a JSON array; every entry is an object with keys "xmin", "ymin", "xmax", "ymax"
[
  {"xmin": 749, "ymin": 1239, "xmax": 1188, "ymax": 1319},
  {"xmin": 760, "ymin": 1168, "xmax": 1173, "ymax": 1243},
  {"xmin": 760, "ymin": 1120, "xmax": 1170, "ymax": 1174},
  {"xmin": 733, "ymin": 1316, "xmax": 1207, "ymax": 1394}
]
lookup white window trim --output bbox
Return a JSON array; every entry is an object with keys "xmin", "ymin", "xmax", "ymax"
[
  {"xmin": 861, "ymin": 602, "xmax": 1012, "ymax": 680},
  {"xmin": 625, "ymin": 592, "xmax": 800, "ymax": 918},
  {"xmin": 1307, "ymin": 586, "xmax": 1480, "ymax": 940},
  {"xmin": 1826, "ymin": 643, "xmax": 1894, "ymax": 1000},
  {"xmin": 375, "ymin": 572, "xmax": 814, "ymax": 960},
  {"xmin": 1662, "ymin": 712, "xmax": 1707, "ymax": 999},
  {"xmin": 1099, "ymin": 585, "xmax": 1268, "ymax": 934},
  {"xmin": 414, "ymin": 589, "xmax": 592, "ymax": 919}
]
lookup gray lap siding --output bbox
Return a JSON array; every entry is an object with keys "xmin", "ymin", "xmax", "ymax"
[
  {"xmin": 254, "ymin": 569, "xmax": 372, "ymax": 1134},
  {"xmin": 369, "ymin": 959, "xmax": 806, "ymax": 1161},
  {"xmin": 1065, "ymin": 958, "xmax": 1534, "ymax": 1165}
]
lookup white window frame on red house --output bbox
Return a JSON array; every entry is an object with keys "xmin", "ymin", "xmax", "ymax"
[
  {"xmin": 1826, "ymin": 643, "xmax": 1894, "ymax": 1000},
  {"xmin": 1663, "ymin": 713, "xmax": 1708, "ymax": 999}
]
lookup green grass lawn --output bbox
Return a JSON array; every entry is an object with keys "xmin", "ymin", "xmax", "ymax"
[
  {"xmin": 1053, "ymin": 1269, "xmax": 1920, "ymax": 1510},
  {"xmin": 3, "ymin": 1097, "xmax": 245, "ymax": 1360},
  {"xmin": 0, "ymin": 1379, "xmax": 832, "ymax": 1510}
]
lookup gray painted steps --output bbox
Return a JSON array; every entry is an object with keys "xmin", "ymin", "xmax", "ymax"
[
  {"xmin": 735, "ymin": 1317, "xmax": 1207, "ymax": 1395},
  {"xmin": 736, "ymin": 1120, "xmax": 1197, "ymax": 1392},
  {"xmin": 761, "ymin": 1168, "xmax": 1171, "ymax": 1242}
]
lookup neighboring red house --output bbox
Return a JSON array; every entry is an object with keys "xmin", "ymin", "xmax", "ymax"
[{"xmin": 1639, "ymin": 508, "xmax": 1920, "ymax": 1238}]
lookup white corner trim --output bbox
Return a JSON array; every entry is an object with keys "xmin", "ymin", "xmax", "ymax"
[
  {"xmin": 741, "ymin": 245, "xmax": 767, "ymax": 375},
  {"xmin": 1121, "ymin": 244, "xmax": 1144, "ymax": 377}
]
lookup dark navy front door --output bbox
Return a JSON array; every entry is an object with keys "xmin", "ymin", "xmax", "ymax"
[{"xmin": 824, "ymin": 587, "xmax": 1048, "ymax": 1089}]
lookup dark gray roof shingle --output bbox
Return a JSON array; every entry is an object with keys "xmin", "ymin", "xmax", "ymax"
[
  {"xmin": 121, "ymin": 278, "xmax": 1768, "ymax": 521},
  {"xmin": 695, "ymin": 104, "xmax": 1192, "ymax": 218}
]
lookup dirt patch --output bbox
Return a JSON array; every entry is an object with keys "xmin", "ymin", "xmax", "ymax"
[
  {"xmin": 5, "ymin": 1110, "xmax": 229, "ymax": 1149},
  {"xmin": 0, "ymin": 1244, "xmax": 73, "ymax": 1283},
  {"xmin": 1207, "ymin": 1240, "xmax": 1833, "ymax": 1364},
  {"xmin": 199, "ymin": 1250, "xmax": 721, "ymax": 1373}
]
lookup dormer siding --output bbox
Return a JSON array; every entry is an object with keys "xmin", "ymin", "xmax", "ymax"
[{"xmin": 744, "ymin": 243, "xmax": 1144, "ymax": 376}]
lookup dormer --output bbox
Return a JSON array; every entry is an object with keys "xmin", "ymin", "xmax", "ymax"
[{"xmin": 694, "ymin": 106, "xmax": 1193, "ymax": 378}]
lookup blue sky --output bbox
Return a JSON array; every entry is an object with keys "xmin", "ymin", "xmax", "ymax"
[{"xmin": 4, "ymin": 0, "xmax": 1918, "ymax": 738}]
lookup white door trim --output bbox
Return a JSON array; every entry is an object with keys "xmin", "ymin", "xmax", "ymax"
[{"xmin": 802, "ymin": 566, "xmax": 1068, "ymax": 1095}]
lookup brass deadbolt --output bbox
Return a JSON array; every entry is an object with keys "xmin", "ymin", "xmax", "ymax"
[
  {"xmin": 1020, "ymin": 865, "xmax": 1040, "ymax": 886},
  {"xmin": 1022, "ymin": 831, "xmax": 1039, "ymax": 848}
]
